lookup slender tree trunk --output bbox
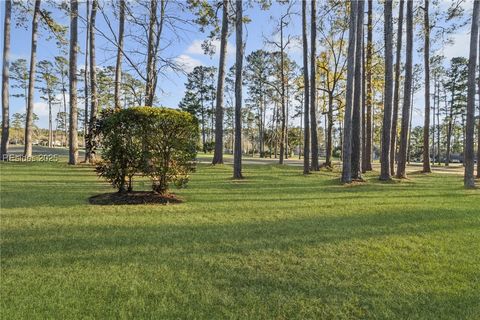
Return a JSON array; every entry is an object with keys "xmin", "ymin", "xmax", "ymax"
[
  {"xmin": 85, "ymin": 0, "xmax": 98, "ymax": 163},
  {"xmin": 396, "ymin": 0, "xmax": 413, "ymax": 178},
  {"xmin": 361, "ymin": 41, "xmax": 367, "ymax": 173},
  {"xmin": 114, "ymin": 0, "xmax": 125, "ymax": 110},
  {"xmin": 464, "ymin": 0, "xmax": 479, "ymax": 188},
  {"xmin": 48, "ymin": 98, "xmax": 52, "ymax": 147},
  {"xmin": 432, "ymin": 77, "xmax": 436, "ymax": 163},
  {"xmin": 62, "ymin": 81, "xmax": 67, "ymax": 147},
  {"xmin": 407, "ymin": 86, "xmax": 414, "ymax": 163},
  {"xmin": 380, "ymin": 0, "xmax": 394, "ymax": 180},
  {"xmin": 69, "ymin": 0, "xmax": 79, "ymax": 165},
  {"xmin": 437, "ymin": 84, "xmax": 441, "ymax": 165},
  {"xmin": 342, "ymin": 0, "xmax": 357, "ymax": 183},
  {"xmin": 477, "ymin": 33, "xmax": 480, "ymax": 178},
  {"xmin": 391, "ymin": 0, "xmax": 404, "ymax": 175},
  {"xmin": 24, "ymin": 0, "xmax": 41, "ymax": 158},
  {"xmin": 351, "ymin": 0, "xmax": 364, "ymax": 180},
  {"xmin": 422, "ymin": 0, "xmax": 432, "ymax": 173},
  {"xmin": 212, "ymin": 0, "xmax": 228, "ymax": 165},
  {"xmin": 279, "ymin": 24, "xmax": 286, "ymax": 165},
  {"xmin": 1, "ymin": 0, "xmax": 11, "ymax": 159},
  {"xmin": 233, "ymin": 0, "xmax": 243, "ymax": 179},
  {"xmin": 302, "ymin": 0, "xmax": 310, "ymax": 174},
  {"xmin": 145, "ymin": 0, "xmax": 164, "ymax": 106},
  {"xmin": 446, "ymin": 100, "xmax": 453, "ymax": 166},
  {"xmin": 145, "ymin": 0, "xmax": 157, "ymax": 106},
  {"xmin": 365, "ymin": 0, "xmax": 373, "ymax": 171},
  {"xmin": 310, "ymin": 0, "xmax": 319, "ymax": 171},
  {"xmin": 325, "ymin": 94, "xmax": 333, "ymax": 167},
  {"xmin": 83, "ymin": 0, "xmax": 89, "ymax": 160}
]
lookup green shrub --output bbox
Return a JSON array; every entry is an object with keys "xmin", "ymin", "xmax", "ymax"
[{"xmin": 96, "ymin": 107, "xmax": 199, "ymax": 194}]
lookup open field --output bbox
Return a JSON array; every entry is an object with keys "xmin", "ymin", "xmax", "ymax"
[{"xmin": 1, "ymin": 155, "xmax": 479, "ymax": 319}]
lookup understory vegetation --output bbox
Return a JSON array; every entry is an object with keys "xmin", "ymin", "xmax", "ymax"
[{"xmin": 1, "ymin": 160, "xmax": 479, "ymax": 319}]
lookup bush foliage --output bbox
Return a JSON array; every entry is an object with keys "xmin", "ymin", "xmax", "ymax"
[{"xmin": 96, "ymin": 107, "xmax": 199, "ymax": 194}]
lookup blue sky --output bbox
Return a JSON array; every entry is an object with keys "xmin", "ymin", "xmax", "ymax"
[{"xmin": 0, "ymin": 0, "xmax": 472, "ymax": 129}]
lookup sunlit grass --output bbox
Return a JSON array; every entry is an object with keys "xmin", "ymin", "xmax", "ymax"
[{"xmin": 1, "ymin": 159, "xmax": 479, "ymax": 319}]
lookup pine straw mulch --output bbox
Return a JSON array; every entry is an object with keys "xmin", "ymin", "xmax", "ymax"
[{"xmin": 89, "ymin": 191, "xmax": 182, "ymax": 205}]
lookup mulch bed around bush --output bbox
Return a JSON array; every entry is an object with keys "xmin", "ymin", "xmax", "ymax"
[{"xmin": 89, "ymin": 191, "xmax": 182, "ymax": 205}]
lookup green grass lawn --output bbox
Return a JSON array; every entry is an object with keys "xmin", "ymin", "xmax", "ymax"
[{"xmin": 1, "ymin": 160, "xmax": 479, "ymax": 319}]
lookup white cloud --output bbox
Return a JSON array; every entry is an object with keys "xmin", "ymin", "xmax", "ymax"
[
  {"xmin": 174, "ymin": 54, "xmax": 202, "ymax": 73},
  {"xmin": 33, "ymin": 101, "xmax": 49, "ymax": 117},
  {"xmin": 186, "ymin": 39, "xmax": 235, "ymax": 58}
]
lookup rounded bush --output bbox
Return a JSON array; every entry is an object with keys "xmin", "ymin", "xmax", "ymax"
[{"xmin": 96, "ymin": 107, "xmax": 199, "ymax": 194}]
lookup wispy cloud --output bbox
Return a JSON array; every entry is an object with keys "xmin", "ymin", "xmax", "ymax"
[{"xmin": 174, "ymin": 54, "xmax": 202, "ymax": 73}]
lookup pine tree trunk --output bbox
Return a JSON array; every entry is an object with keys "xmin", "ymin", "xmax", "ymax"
[
  {"xmin": 325, "ymin": 95, "xmax": 333, "ymax": 167},
  {"xmin": 24, "ymin": 0, "xmax": 41, "ymax": 158},
  {"xmin": 302, "ymin": 0, "xmax": 310, "ymax": 174},
  {"xmin": 212, "ymin": 0, "xmax": 228, "ymax": 165},
  {"xmin": 279, "ymin": 24, "xmax": 286, "ymax": 165},
  {"xmin": 69, "ymin": 0, "xmax": 79, "ymax": 165},
  {"xmin": 477, "ymin": 32, "xmax": 480, "ymax": 178},
  {"xmin": 464, "ymin": 0, "xmax": 479, "ymax": 188},
  {"xmin": 86, "ymin": 0, "xmax": 98, "ymax": 163},
  {"xmin": 351, "ymin": 0, "xmax": 364, "ymax": 180},
  {"xmin": 422, "ymin": 0, "xmax": 432, "ymax": 173},
  {"xmin": 380, "ymin": 0, "xmax": 394, "ymax": 180},
  {"xmin": 396, "ymin": 0, "xmax": 413, "ymax": 178},
  {"xmin": 390, "ymin": 0, "xmax": 404, "ymax": 175},
  {"xmin": 361, "ymin": 41, "xmax": 367, "ymax": 173},
  {"xmin": 114, "ymin": 0, "xmax": 125, "ymax": 110},
  {"xmin": 310, "ymin": 0, "xmax": 319, "ymax": 171},
  {"xmin": 48, "ymin": 99, "xmax": 52, "ymax": 147},
  {"xmin": 83, "ymin": 0, "xmax": 89, "ymax": 160},
  {"xmin": 365, "ymin": 0, "xmax": 373, "ymax": 171},
  {"xmin": 1, "ymin": 0, "xmax": 11, "ymax": 159},
  {"xmin": 233, "ymin": 0, "xmax": 243, "ymax": 179},
  {"xmin": 342, "ymin": 0, "xmax": 357, "ymax": 183}
]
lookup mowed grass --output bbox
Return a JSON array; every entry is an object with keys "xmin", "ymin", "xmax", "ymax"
[{"xmin": 1, "ymin": 160, "xmax": 479, "ymax": 319}]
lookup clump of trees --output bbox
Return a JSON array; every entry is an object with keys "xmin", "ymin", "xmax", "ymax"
[{"xmin": 96, "ymin": 107, "xmax": 198, "ymax": 194}]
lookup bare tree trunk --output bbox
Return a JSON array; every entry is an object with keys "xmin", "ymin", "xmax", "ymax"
[
  {"xmin": 24, "ymin": 0, "xmax": 41, "ymax": 158},
  {"xmin": 445, "ymin": 102, "xmax": 453, "ymax": 166},
  {"xmin": 351, "ymin": 0, "xmax": 364, "ymax": 180},
  {"xmin": 422, "ymin": 0, "xmax": 432, "ymax": 173},
  {"xmin": 396, "ymin": 0, "xmax": 413, "ymax": 178},
  {"xmin": 302, "ymin": 0, "xmax": 310, "ymax": 174},
  {"xmin": 114, "ymin": 0, "xmax": 125, "ymax": 110},
  {"xmin": 212, "ymin": 0, "xmax": 229, "ymax": 165},
  {"xmin": 145, "ymin": 0, "xmax": 157, "ymax": 106},
  {"xmin": 1, "ymin": 0, "xmax": 11, "ymax": 159},
  {"xmin": 464, "ymin": 0, "xmax": 479, "ymax": 188},
  {"xmin": 233, "ymin": 0, "xmax": 243, "ymax": 179},
  {"xmin": 144, "ymin": 0, "xmax": 165, "ymax": 106},
  {"xmin": 437, "ymin": 83, "xmax": 441, "ymax": 165},
  {"xmin": 279, "ymin": 23, "xmax": 286, "ymax": 165},
  {"xmin": 69, "ymin": 0, "xmax": 79, "ymax": 165},
  {"xmin": 407, "ymin": 86, "xmax": 414, "ymax": 163},
  {"xmin": 380, "ymin": 0, "xmax": 394, "ymax": 181},
  {"xmin": 365, "ymin": 0, "xmax": 373, "ymax": 171},
  {"xmin": 83, "ymin": 0, "xmax": 89, "ymax": 160},
  {"xmin": 325, "ymin": 95, "xmax": 333, "ymax": 167},
  {"xmin": 361, "ymin": 41, "xmax": 367, "ymax": 173},
  {"xmin": 390, "ymin": 0, "xmax": 404, "ymax": 175},
  {"xmin": 48, "ymin": 98, "xmax": 52, "ymax": 147},
  {"xmin": 342, "ymin": 0, "xmax": 357, "ymax": 183},
  {"xmin": 477, "ymin": 33, "xmax": 480, "ymax": 178},
  {"xmin": 310, "ymin": 0, "xmax": 319, "ymax": 171},
  {"xmin": 85, "ymin": 0, "xmax": 98, "ymax": 163}
]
